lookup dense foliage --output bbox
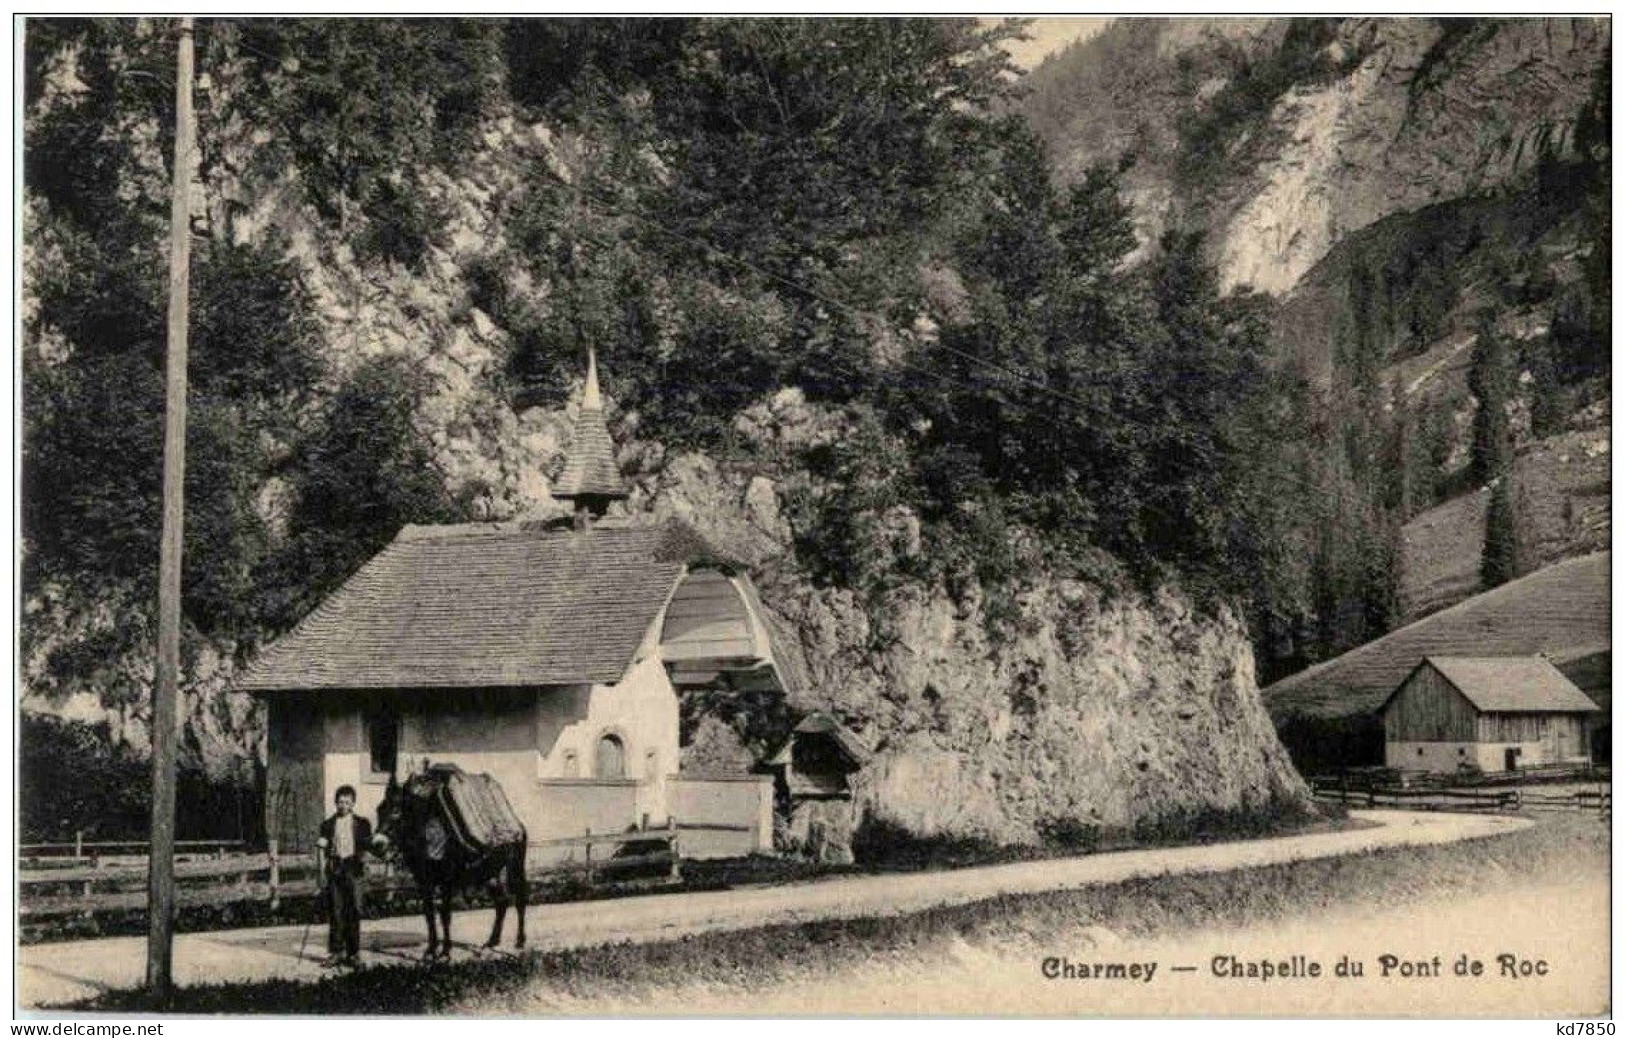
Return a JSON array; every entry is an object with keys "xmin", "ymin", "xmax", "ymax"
[
  {"xmin": 23, "ymin": 19, "xmax": 474, "ymax": 711},
  {"xmin": 19, "ymin": 714, "xmax": 259, "ymax": 842}
]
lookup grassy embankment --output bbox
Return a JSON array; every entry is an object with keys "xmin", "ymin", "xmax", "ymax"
[{"xmin": 66, "ymin": 816, "xmax": 1603, "ymax": 1014}]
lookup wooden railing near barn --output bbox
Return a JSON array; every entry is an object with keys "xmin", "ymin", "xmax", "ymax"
[
  {"xmin": 19, "ymin": 818, "xmax": 681, "ymax": 922},
  {"xmin": 1311, "ymin": 782, "xmax": 1521, "ymax": 812},
  {"xmin": 1310, "ymin": 776, "xmax": 1611, "ymax": 818}
]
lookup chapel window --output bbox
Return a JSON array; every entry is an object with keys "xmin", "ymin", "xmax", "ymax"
[{"xmin": 595, "ymin": 733, "xmax": 626, "ymax": 779}]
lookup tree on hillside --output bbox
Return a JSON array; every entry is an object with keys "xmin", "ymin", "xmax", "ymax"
[
  {"xmin": 223, "ymin": 19, "xmax": 506, "ymax": 270},
  {"xmin": 1480, "ymin": 473, "xmax": 1523, "ymax": 589},
  {"xmin": 1466, "ymin": 316, "xmax": 1515, "ymax": 485},
  {"xmin": 1364, "ymin": 510, "xmax": 1406, "ymax": 635}
]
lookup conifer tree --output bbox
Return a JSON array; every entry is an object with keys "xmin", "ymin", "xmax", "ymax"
[
  {"xmin": 1480, "ymin": 473, "xmax": 1522, "ymax": 589},
  {"xmin": 1467, "ymin": 318, "xmax": 1515, "ymax": 486}
]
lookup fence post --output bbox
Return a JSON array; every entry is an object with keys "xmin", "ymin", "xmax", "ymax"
[
  {"xmin": 668, "ymin": 816, "xmax": 681, "ymax": 884},
  {"xmin": 584, "ymin": 826, "xmax": 594, "ymax": 886},
  {"xmin": 74, "ymin": 830, "xmax": 83, "ymax": 862},
  {"xmin": 267, "ymin": 839, "xmax": 280, "ymax": 909}
]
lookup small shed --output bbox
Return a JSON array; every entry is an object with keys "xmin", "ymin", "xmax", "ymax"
[
  {"xmin": 1379, "ymin": 656, "xmax": 1601, "ymax": 773},
  {"xmin": 763, "ymin": 712, "xmax": 868, "ymax": 864},
  {"xmin": 764, "ymin": 712, "xmax": 868, "ymax": 798}
]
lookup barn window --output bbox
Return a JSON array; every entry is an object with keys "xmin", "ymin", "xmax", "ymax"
[
  {"xmin": 595, "ymin": 733, "xmax": 626, "ymax": 779},
  {"xmin": 561, "ymin": 749, "xmax": 579, "ymax": 778},
  {"xmin": 366, "ymin": 708, "xmax": 400, "ymax": 779},
  {"xmin": 644, "ymin": 749, "xmax": 659, "ymax": 783}
]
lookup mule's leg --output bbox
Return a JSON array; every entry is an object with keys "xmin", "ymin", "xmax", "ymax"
[
  {"xmin": 421, "ymin": 886, "xmax": 439, "ymax": 961},
  {"xmin": 486, "ymin": 877, "xmax": 506, "ymax": 949},
  {"xmin": 438, "ymin": 888, "xmax": 455, "ymax": 959},
  {"xmin": 512, "ymin": 851, "xmax": 528, "ymax": 949}
]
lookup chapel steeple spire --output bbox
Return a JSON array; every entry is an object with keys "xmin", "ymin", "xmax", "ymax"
[{"xmin": 551, "ymin": 346, "xmax": 628, "ymax": 521}]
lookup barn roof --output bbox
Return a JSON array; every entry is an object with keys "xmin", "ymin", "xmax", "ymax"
[
  {"xmin": 1384, "ymin": 656, "xmax": 1602, "ymax": 715},
  {"xmin": 237, "ymin": 517, "xmax": 746, "ymax": 692}
]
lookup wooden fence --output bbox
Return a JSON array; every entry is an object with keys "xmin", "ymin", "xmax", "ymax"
[
  {"xmin": 1311, "ymin": 778, "xmax": 1610, "ymax": 818},
  {"xmin": 20, "ymin": 837, "xmax": 247, "ymax": 869},
  {"xmin": 19, "ymin": 819, "xmax": 681, "ymax": 921}
]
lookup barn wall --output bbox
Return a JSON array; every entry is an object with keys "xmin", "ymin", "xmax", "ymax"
[
  {"xmin": 1479, "ymin": 712, "xmax": 1588, "ymax": 762},
  {"xmin": 1385, "ymin": 740, "xmax": 1528, "ymax": 772},
  {"xmin": 1387, "ymin": 729, "xmax": 1591, "ymax": 772},
  {"xmin": 1382, "ymin": 665, "xmax": 1478, "ymax": 742},
  {"xmin": 1477, "ymin": 713, "xmax": 1546, "ymax": 742}
]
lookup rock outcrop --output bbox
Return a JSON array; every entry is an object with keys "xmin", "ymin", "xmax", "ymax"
[
  {"xmin": 628, "ymin": 390, "xmax": 1307, "ymax": 842},
  {"xmin": 1028, "ymin": 17, "xmax": 1609, "ymax": 295}
]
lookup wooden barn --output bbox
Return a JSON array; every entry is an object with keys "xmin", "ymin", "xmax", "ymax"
[
  {"xmin": 1379, "ymin": 656, "xmax": 1601, "ymax": 773},
  {"xmin": 1262, "ymin": 553, "xmax": 1611, "ymax": 774},
  {"xmin": 238, "ymin": 352, "xmax": 789, "ymax": 853}
]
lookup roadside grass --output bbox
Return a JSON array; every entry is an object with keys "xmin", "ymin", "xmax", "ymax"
[
  {"xmin": 25, "ymin": 794, "xmax": 1345, "ymax": 945},
  {"xmin": 65, "ymin": 816, "xmax": 1602, "ymax": 1015}
]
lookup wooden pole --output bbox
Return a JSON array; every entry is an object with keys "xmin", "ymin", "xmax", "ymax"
[{"xmin": 146, "ymin": 15, "xmax": 195, "ymax": 1001}]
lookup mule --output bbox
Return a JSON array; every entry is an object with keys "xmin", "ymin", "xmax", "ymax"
[{"xmin": 374, "ymin": 769, "xmax": 529, "ymax": 961}]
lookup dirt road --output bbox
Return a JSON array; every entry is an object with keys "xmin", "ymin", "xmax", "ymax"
[
  {"xmin": 517, "ymin": 858, "xmax": 1605, "ymax": 1017},
  {"xmin": 17, "ymin": 809, "xmax": 1528, "ymax": 1009}
]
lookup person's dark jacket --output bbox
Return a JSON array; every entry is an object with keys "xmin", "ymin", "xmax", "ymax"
[{"xmin": 317, "ymin": 813, "xmax": 374, "ymax": 878}]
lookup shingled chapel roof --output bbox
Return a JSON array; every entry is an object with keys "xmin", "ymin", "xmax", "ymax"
[{"xmin": 236, "ymin": 517, "xmax": 746, "ymax": 692}]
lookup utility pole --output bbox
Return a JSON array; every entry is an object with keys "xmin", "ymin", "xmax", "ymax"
[{"xmin": 147, "ymin": 14, "xmax": 195, "ymax": 1001}]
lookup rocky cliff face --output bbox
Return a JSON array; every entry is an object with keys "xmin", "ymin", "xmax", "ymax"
[
  {"xmin": 632, "ymin": 390, "xmax": 1306, "ymax": 842},
  {"xmin": 1028, "ymin": 17, "xmax": 1608, "ymax": 295},
  {"xmin": 1216, "ymin": 19, "xmax": 1605, "ymax": 295},
  {"xmin": 1028, "ymin": 17, "xmax": 1611, "ymax": 626}
]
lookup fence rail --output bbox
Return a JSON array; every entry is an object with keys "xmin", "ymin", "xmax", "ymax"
[
  {"xmin": 19, "ymin": 819, "xmax": 681, "ymax": 921},
  {"xmin": 20, "ymin": 837, "xmax": 247, "ymax": 868},
  {"xmin": 1311, "ymin": 777, "xmax": 1610, "ymax": 818}
]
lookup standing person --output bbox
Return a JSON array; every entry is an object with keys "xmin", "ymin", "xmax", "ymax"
[{"xmin": 315, "ymin": 785, "xmax": 373, "ymax": 968}]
